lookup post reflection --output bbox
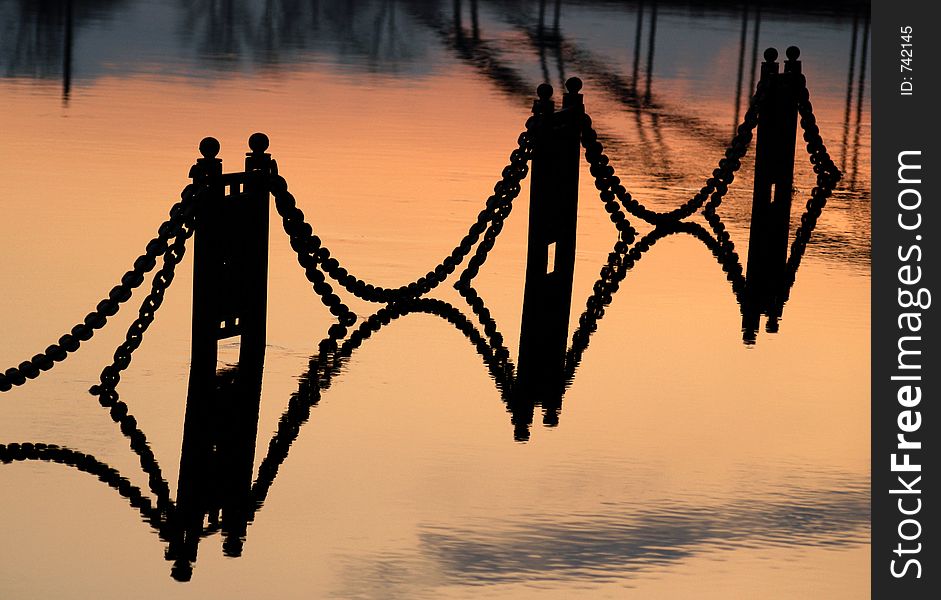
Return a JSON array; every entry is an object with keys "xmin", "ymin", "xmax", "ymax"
[
  {"xmin": 0, "ymin": 0, "xmax": 865, "ymax": 590},
  {"xmin": 170, "ymin": 358, "xmax": 263, "ymax": 580},
  {"xmin": 0, "ymin": 191, "xmax": 836, "ymax": 581}
]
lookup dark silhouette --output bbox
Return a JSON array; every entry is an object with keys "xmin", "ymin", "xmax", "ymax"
[
  {"xmin": 742, "ymin": 47, "xmax": 801, "ymax": 341},
  {"xmin": 732, "ymin": 2, "xmax": 748, "ymax": 134},
  {"xmin": 1, "ymin": 0, "xmax": 868, "ymax": 275},
  {"xmin": 0, "ymin": 440, "xmax": 869, "ymax": 589},
  {"xmin": 188, "ymin": 134, "xmax": 273, "ymax": 383},
  {"xmin": 849, "ymin": 10, "xmax": 869, "ymax": 189},
  {"xmin": 2, "ymin": 53, "xmax": 840, "ymax": 397},
  {"xmin": 171, "ymin": 361, "xmax": 264, "ymax": 581},
  {"xmin": 0, "ymin": 0, "xmax": 128, "ymax": 100},
  {"xmin": 0, "ymin": 45, "xmax": 846, "ymax": 584}
]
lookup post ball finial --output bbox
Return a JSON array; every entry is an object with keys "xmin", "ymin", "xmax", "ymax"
[
  {"xmin": 536, "ymin": 83, "xmax": 553, "ymax": 101},
  {"xmin": 763, "ymin": 47, "xmax": 778, "ymax": 62},
  {"xmin": 565, "ymin": 77, "xmax": 583, "ymax": 94},
  {"xmin": 248, "ymin": 132, "xmax": 270, "ymax": 154},
  {"xmin": 786, "ymin": 46, "xmax": 801, "ymax": 61},
  {"xmin": 199, "ymin": 137, "xmax": 220, "ymax": 159}
]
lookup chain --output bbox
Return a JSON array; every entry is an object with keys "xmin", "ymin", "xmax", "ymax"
[
  {"xmin": 252, "ymin": 297, "xmax": 513, "ymax": 510},
  {"xmin": 559, "ymin": 82, "xmax": 769, "ymax": 377},
  {"xmin": 86, "ymin": 193, "xmax": 200, "ymax": 513},
  {"xmin": 269, "ymin": 120, "xmax": 536, "ymax": 315},
  {"xmin": 0, "ymin": 185, "xmax": 200, "ymax": 393},
  {"xmin": 564, "ymin": 222, "xmax": 747, "ymax": 380},
  {"xmin": 0, "ymin": 442, "xmax": 165, "ymax": 530}
]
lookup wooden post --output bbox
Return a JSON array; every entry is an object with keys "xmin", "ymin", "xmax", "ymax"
[
  {"xmin": 515, "ymin": 77, "xmax": 582, "ymax": 438},
  {"xmin": 189, "ymin": 137, "xmax": 225, "ymax": 377},
  {"xmin": 240, "ymin": 133, "xmax": 272, "ymax": 367},
  {"xmin": 743, "ymin": 47, "xmax": 799, "ymax": 343},
  {"xmin": 172, "ymin": 134, "xmax": 272, "ymax": 576}
]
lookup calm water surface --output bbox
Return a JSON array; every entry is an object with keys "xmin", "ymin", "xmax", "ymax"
[{"xmin": 0, "ymin": 1, "xmax": 870, "ymax": 598}]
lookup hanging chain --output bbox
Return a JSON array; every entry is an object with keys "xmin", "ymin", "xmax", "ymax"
[{"xmin": 579, "ymin": 80, "xmax": 766, "ymax": 231}]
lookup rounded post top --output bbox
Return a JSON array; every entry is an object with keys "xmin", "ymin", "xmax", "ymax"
[
  {"xmin": 785, "ymin": 46, "xmax": 801, "ymax": 61},
  {"xmin": 536, "ymin": 83, "xmax": 553, "ymax": 101},
  {"xmin": 248, "ymin": 132, "xmax": 270, "ymax": 154},
  {"xmin": 763, "ymin": 47, "xmax": 778, "ymax": 63},
  {"xmin": 565, "ymin": 77, "xmax": 583, "ymax": 94},
  {"xmin": 198, "ymin": 137, "xmax": 220, "ymax": 159}
]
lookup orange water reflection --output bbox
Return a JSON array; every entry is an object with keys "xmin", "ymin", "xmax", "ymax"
[{"xmin": 0, "ymin": 1, "xmax": 869, "ymax": 598}]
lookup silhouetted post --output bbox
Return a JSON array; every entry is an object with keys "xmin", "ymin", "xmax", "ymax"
[
  {"xmin": 743, "ymin": 47, "xmax": 800, "ymax": 343},
  {"xmin": 644, "ymin": 1, "xmax": 657, "ymax": 104},
  {"xmin": 189, "ymin": 137, "xmax": 225, "ymax": 378},
  {"xmin": 732, "ymin": 3, "xmax": 749, "ymax": 135},
  {"xmin": 188, "ymin": 134, "xmax": 271, "ymax": 372},
  {"xmin": 632, "ymin": 0, "xmax": 644, "ymax": 93},
  {"xmin": 516, "ymin": 78, "xmax": 583, "ymax": 437},
  {"xmin": 240, "ymin": 132, "xmax": 273, "ymax": 368}
]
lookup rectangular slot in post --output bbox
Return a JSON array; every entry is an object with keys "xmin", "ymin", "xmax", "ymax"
[{"xmin": 546, "ymin": 242, "xmax": 556, "ymax": 275}]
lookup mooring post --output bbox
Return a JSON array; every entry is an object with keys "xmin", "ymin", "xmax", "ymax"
[
  {"xmin": 516, "ymin": 77, "xmax": 582, "ymax": 435},
  {"xmin": 173, "ymin": 134, "xmax": 272, "ymax": 577},
  {"xmin": 189, "ymin": 137, "xmax": 225, "ymax": 375},
  {"xmin": 743, "ymin": 47, "xmax": 799, "ymax": 342},
  {"xmin": 171, "ymin": 137, "xmax": 225, "ymax": 582},
  {"xmin": 240, "ymin": 132, "xmax": 273, "ymax": 367}
]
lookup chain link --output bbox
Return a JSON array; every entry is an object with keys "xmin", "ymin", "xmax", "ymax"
[
  {"xmin": 562, "ymin": 83, "xmax": 771, "ymax": 374},
  {"xmin": 0, "ymin": 185, "xmax": 201, "ymax": 393},
  {"xmin": 564, "ymin": 221, "xmax": 745, "ymax": 380},
  {"xmin": 269, "ymin": 120, "xmax": 536, "ymax": 318},
  {"xmin": 579, "ymin": 81, "xmax": 766, "ymax": 230}
]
